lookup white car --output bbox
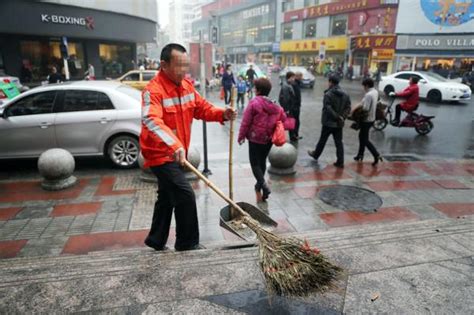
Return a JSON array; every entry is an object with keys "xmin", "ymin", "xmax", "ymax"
[
  {"xmin": 379, "ymin": 71, "xmax": 471, "ymax": 103},
  {"xmin": 0, "ymin": 81, "xmax": 142, "ymax": 168}
]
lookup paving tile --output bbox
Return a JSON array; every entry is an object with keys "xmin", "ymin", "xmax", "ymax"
[
  {"xmin": 90, "ymin": 213, "xmax": 117, "ymax": 233},
  {"xmin": 273, "ymin": 218, "xmax": 296, "ymax": 234},
  {"xmin": 319, "ymin": 207, "xmax": 418, "ymax": 227},
  {"xmin": 41, "ymin": 216, "xmax": 75, "ymax": 238},
  {"xmin": 14, "ymin": 205, "xmax": 53, "ymax": 219},
  {"xmin": 15, "ymin": 218, "xmax": 52, "ymax": 239},
  {"xmin": 433, "ymin": 180, "xmax": 469, "ymax": 190},
  {"xmin": 0, "ymin": 207, "xmax": 23, "ymax": 221},
  {"xmin": 0, "ymin": 219, "xmax": 30, "ymax": 240},
  {"xmin": 283, "ymin": 167, "xmax": 351, "ymax": 183},
  {"xmin": 366, "ymin": 180, "xmax": 441, "ymax": 192},
  {"xmin": 94, "ymin": 176, "xmax": 136, "ymax": 197},
  {"xmin": 405, "ymin": 205, "xmax": 448, "ymax": 220},
  {"xmin": 66, "ymin": 215, "xmax": 95, "ymax": 235},
  {"xmin": 0, "ymin": 240, "xmax": 28, "ymax": 258},
  {"xmin": 432, "ymin": 203, "xmax": 474, "ymax": 218},
  {"xmin": 199, "ymin": 223, "xmax": 225, "ymax": 243},
  {"xmin": 62, "ymin": 230, "xmax": 149, "ymax": 255},
  {"xmin": 101, "ymin": 198, "xmax": 135, "ymax": 214},
  {"xmin": 294, "ymin": 186, "xmax": 320, "ymax": 199},
  {"xmin": 0, "ymin": 179, "xmax": 89, "ymax": 203},
  {"xmin": 114, "ymin": 210, "xmax": 132, "ymax": 231},
  {"xmin": 18, "ymin": 237, "xmax": 69, "ymax": 257},
  {"xmin": 50, "ymin": 202, "xmax": 103, "ymax": 217},
  {"xmin": 287, "ymin": 215, "xmax": 326, "ymax": 232}
]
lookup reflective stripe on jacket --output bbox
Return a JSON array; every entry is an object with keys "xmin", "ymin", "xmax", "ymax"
[{"xmin": 140, "ymin": 71, "xmax": 225, "ymax": 167}]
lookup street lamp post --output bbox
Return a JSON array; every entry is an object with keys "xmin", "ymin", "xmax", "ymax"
[{"xmin": 199, "ymin": 30, "xmax": 211, "ymax": 176}]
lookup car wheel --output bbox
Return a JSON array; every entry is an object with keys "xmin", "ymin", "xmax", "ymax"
[
  {"xmin": 384, "ymin": 85, "xmax": 394, "ymax": 96},
  {"xmin": 415, "ymin": 121, "xmax": 433, "ymax": 135},
  {"xmin": 373, "ymin": 118, "xmax": 388, "ymax": 131},
  {"xmin": 107, "ymin": 135, "xmax": 139, "ymax": 169},
  {"xmin": 427, "ymin": 90, "xmax": 442, "ymax": 103}
]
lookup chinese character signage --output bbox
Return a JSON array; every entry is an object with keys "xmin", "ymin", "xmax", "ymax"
[
  {"xmin": 351, "ymin": 35, "xmax": 396, "ymax": 50},
  {"xmin": 280, "ymin": 37, "xmax": 347, "ymax": 52}
]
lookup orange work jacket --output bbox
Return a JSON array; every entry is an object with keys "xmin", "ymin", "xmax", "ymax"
[{"xmin": 140, "ymin": 71, "xmax": 225, "ymax": 167}]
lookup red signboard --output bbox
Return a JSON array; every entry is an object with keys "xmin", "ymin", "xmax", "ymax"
[
  {"xmin": 348, "ymin": 7, "xmax": 397, "ymax": 35},
  {"xmin": 189, "ymin": 43, "xmax": 213, "ymax": 80},
  {"xmin": 202, "ymin": 0, "xmax": 243, "ymax": 18},
  {"xmin": 351, "ymin": 35, "xmax": 396, "ymax": 50},
  {"xmin": 284, "ymin": 0, "xmax": 397, "ymax": 23}
]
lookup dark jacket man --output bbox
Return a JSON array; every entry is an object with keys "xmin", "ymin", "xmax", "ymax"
[{"xmin": 278, "ymin": 71, "xmax": 296, "ymax": 113}]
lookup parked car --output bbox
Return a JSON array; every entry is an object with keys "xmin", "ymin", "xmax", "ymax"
[
  {"xmin": 0, "ymin": 81, "xmax": 142, "ymax": 168},
  {"xmin": 0, "ymin": 72, "xmax": 29, "ymax": 92},
  {"xmin": 0, "ymin": 81, "xmax": 20, "ymax": 101},
  {"xmin": 116, "ymin": 70, "xmax": 158, "ymax": 91},
  {"xmin": 379, "ymin": 71, "xmax": 472, "ymax": 103},
  {"xmin": 279, "ymin": 66, "xmax": 315, "ymax": 88}
]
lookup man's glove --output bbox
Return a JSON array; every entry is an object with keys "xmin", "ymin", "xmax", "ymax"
[
  {"xmin": 389, "ymin": 92, "xmax": 396, "ymax": 97},
  {"xmin": 174, "ymin": 148, "xmax": 186, "ymax": 166}
]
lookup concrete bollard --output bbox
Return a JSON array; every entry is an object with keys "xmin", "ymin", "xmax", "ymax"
[
  {"xmin": 138, "ymin": 153, "xmax": 157, "ymax": 183},
  {"xmin": 268, "ymin": 143, "xmax": 298, "ymax": 175},
  {"xmin": 38, "ymin": 148, "xmax": 77, "ymax": 191}
]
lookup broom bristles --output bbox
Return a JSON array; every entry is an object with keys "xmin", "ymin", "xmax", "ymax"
[{"xmin": 243, "ymin": 216, "xmax": 341, "ymax": 296}]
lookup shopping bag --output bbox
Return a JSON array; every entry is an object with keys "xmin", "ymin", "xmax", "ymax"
[
  {"xmin": 272, "ymin": 121, "xmax": 286, "ymax": 146},
  {"xmin": 219, "ymin": 87, "xmax": 225, "ymax": 100}
]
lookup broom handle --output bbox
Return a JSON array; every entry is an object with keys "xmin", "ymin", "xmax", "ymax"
[
  {"xmin": 184, "ymin": 160, "xmax": 248, "ymax": 218},
  {"xmin": 229, "ymin": 86, "xmax": 235, "ymax": 201}
]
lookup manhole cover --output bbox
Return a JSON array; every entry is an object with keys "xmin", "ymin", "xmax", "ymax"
[
  {"xmin": 383, "ymin": 155, "xmax": 422, "ymax": 162},
  {"xmin": 318, "ymin": 185, "xmax": 382, "ymax": 211}
]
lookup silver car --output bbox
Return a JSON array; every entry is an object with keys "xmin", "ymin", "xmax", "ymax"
[{"xmin": 0, "ymin": 81, "xmax": 142, "ymax": 169}]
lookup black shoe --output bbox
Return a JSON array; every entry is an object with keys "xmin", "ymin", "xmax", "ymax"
[
  {"xmin": 144, "ymin": 238, "xmax": 169, "ymax": 251},
  {"xmin": 290, "ymin": 137, "xmax": 298, "ymax": 142},
  {"xmin": 175, "ymin": 244, "xmax": 206, "ymax": 251},
  {"xmin": 261, "ymin": 183, "xmax": 271, "ymax": 201},
  {"xmin": 308, "ymin": 150, "xmax": 318, "ymax": 161},
  {"xmin": 333, "ymin": 162, "xmax": 344, "ymax": 168},
  {"xmin": 354, "ymin": 155, "xmax": 363, "ymax": 162},
  {"xmin": 392, "ymin": 120, "xmax": 400, "ymax": 126},
  {"xmin": 372, "ymin": 156, "xmax": 383, "ymax": 167}
]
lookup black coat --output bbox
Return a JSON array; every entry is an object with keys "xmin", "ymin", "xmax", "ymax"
[{"xmin": 322, "ymin": 85, "xmax": 351, "ymax": 128}]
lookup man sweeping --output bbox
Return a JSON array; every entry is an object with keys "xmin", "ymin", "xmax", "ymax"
[{"xmin": 141, "ymin": 43, "xmax": 236, "ymax": 251}]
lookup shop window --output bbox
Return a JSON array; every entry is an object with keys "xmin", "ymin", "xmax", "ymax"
[
  {"xmin": 304, "ymin": 19, "xmax": 317, "ymax": 38},
  {"xmin": 331, "ymin": 15, "xmax": 347, "ymax": 36},
  {"xmin": 304, "ymin": 0, "xmax": 318, "ymax": 7},
  {"xmin": 100, "ymin": 44, "xmax": 132, "ymax": 78},
  {"xmin": 282, "ymin": 0, "xmax": 294, "ymax": 12},
  {"xmin": 6, "ymin": 91, "xmax": 56, "ymax": 117},
  {"xmin": 282, "ymin": 23, "xmax": 293, "ymax": 40}
]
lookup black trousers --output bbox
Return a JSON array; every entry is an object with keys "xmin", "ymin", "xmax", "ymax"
[
  {"xmin": 357, "ymin": 122, "xmax": 379, "ymax": 158},
  {"xmin": 224, "ymin": 87, "xmax": 232, "ymax": 104},
  {"xmin": 237, "ymin": 92, "xmax": 245, "ymax": 109},
  {"xmin": 289, "ymin": 108, "xmax": 300, "ymax": 139},
  {"xmin": 248, "ymin": 141, "xmax": 273, "ymax": 189},
  {"xmin": 313, "ymin": 126, "xmax": 344, "ymax": 164},
  {"xmin": 395, "ymin": 104, "xmax": 402, "ymax": 122},
  {"xmin": 148, "ymin": 162, "xmax": 198, "ymax": 250}
]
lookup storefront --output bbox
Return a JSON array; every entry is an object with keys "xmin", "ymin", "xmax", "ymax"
[
  {"xmin": 0, "ymin": 0, "xmax": 156, "ymax": 82},
  {"xmin": 394, "ymin": 1, "xmax": 474, "ymax": 77},
  {"xmin": 351, "ymin": 35, "xmax": 396, "ymax": 77},
  {"xmin": 279, "ymin": 37, "xmax": 347, "ymax": 73}
]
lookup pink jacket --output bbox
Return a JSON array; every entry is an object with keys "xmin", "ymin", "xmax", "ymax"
[{"xmin": 238, "ymin": 96, "xmax": 287, "ymax": 144}]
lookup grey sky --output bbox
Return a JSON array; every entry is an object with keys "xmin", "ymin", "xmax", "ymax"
[{"xmin": 158, "ymin": 0, "xmax": 170, "ymax": 27}]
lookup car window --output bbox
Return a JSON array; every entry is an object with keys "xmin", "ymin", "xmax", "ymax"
[
  {"xmin": 6, "ymin": 91, "xmax": 56, "ymax": 117},
  {"xmin": 142, "ymin": 72, "xmax": 156, "ymax": 81},
  {"xmin": 395, "ymin": 73, "xmax": 412, "ymax": 80},
  {"xmin": 62, "ymin": 90, "xmax": 113, "ymax": 112},
  {"xmin": 98, "ymin": 93, "xmax": 115, "ymax": 110},
  {"xmin": 122, "ymin": 73, "xmax": 139, "ymax": 81}
]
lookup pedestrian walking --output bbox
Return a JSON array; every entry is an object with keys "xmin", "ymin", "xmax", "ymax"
[
  {"xmin": 373, "ymin": 64, "xmax": 381, "ymax": 89},
  {"xmin": 238, "ymin": 78, "xmax": 288, "ymax": 201},
  {"xmin": 222, "ymin": 64, "xmax": 235, "ymax": 105},
  {"xmin": 47, "ymin": 66, "xmax": 62, "ymax": 84},
  {"xmin": 351, "ymin": 78, "xmax": 382, "ymax": 166},
  {"xmin": 141, "ymin": 43, "xmax": 236, "ymax": 252},
  {"xmin": 246, "ymin": 64, "xmax": 258, "ymax": 99},
  {"xmin": 289, "ymin": 71, "xmax": 303, "ymax": 142},
  {"xmin": 308, "ymin": 75, "xmax": 351, "ymax": 168},
  {"xmin": 278, "ymin": 71, "xmax": 296, "ymax": 114},
  {"xmin": 85, "ymin": 63, "xmax": 95, "ymax": 80},
  {"xmin": 236, "ymin": 75, "xmax": 247, "ymax": 112}
]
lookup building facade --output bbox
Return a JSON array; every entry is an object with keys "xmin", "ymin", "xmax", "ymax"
[
  {"xmin": 279, "ymin": 0, "xmax": 398, "ymax": 76},
  {"xmin": 394, "ymin": 1, "xmax": 474, "ymax": 77},
  {"xmin": 169, "ymin": 0, "xmax": 213, "ymax": 47},
  {"xmin": 0, "ymin": 0, "xmax": 157, "ymax": 82}
]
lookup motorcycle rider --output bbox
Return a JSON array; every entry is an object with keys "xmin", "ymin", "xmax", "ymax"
[{"xmin": 389, "ymin": 76, "xmax": 419, "ymax": 126}]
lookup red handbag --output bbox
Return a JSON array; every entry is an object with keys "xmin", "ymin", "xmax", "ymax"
[
  {"xmin": 272, "ymin": 121, "xmax": 286, "ymax": 146},
  {"xmin": 283, "ymin": 117, "xmax": 296, "ymax": 130},
  {"xmin": 219, "ymin": 87, "xmax": 225, "ymax": 100}
]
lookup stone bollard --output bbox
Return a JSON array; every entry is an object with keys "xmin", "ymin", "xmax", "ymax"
[
  {"xmin": 268, "ymin": 143, "xmax": 298, "ymax": 175},
  {"xmin": 184, "ymin": 147, "xmax": 201, "ymax": 180},
  {"xmin": 138, "ymin": 153, "xmax": 157, "ymax": 183},
  {"xmin": 38, "ymin": 148, "xmax": 77, "ymax": 191}
]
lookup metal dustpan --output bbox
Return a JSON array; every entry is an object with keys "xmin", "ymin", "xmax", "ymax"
[{"xmin": 220, "ymin": 202, "xmax": 278, "ymax": 240}]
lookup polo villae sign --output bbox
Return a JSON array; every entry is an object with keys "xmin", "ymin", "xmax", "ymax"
[
  {"xmin": 41, "ymin": 14, "xmax": 95, "ymax": 30},
  {"xmin": 397, "ymin": 34, "xmax": 474, "ymax": 50}
]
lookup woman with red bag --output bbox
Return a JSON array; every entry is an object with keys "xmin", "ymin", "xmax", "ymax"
[{"xmin": 238, "ymin": 78, "xmax": 288, "ymax": 201}]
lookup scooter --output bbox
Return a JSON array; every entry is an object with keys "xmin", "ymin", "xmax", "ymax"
[{"xmin": 373, "ymin": 96, "xmax": 435, "ymax": 135}]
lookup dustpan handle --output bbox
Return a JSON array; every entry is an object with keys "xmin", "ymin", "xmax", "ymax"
[
  {"xmin": 229, "ymin": 86, "xmax": 235, "ymax": 200},
  {"xmin": 184, "ymin": 160, "xmax": 247, "ymax": 218}
]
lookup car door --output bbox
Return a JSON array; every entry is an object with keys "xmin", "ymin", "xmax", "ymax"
[
  {"xmin": 0, "ymin": 91, "xmax": 57, "ymax": 158},
  {"xmin": 54, "ymin": 89, "xmax": 117, "ymax": 154},
  {"xmin": 413, "ymin": 74, "xmax": 429, "ymax": 98},
  {"xmin": 393, "ymin": 73, "xmax": 412, "ymax": 92},
  {"xmin": 141, "ymin": 72, "xmax": 156, "ymax": 90}
]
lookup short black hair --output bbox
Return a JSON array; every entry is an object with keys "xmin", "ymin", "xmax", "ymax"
[
  {"xmin": 328, "ymin": 75, "xmax": 340, "ymax": 85},
  {"xmin": 160, "ymin": 43, "xmax": 186, "ymax": 63},
  {"xmin": 254, "ymin": 78, "xmax": 272, "ymax": 96},
  {"xmin": 410, "ymin": 76, "xmax": 419, "ymax": 84},
  {"xmin": 286, "ymin": 71, "xmax": 295, "ymax": 80},
  {"xmin": 362, "ymin": 78, "xmax": 374, "ymax": 88},
  {"xmin": 226, "ymin": 64, "xmax": 232, "ymax": 70}
]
